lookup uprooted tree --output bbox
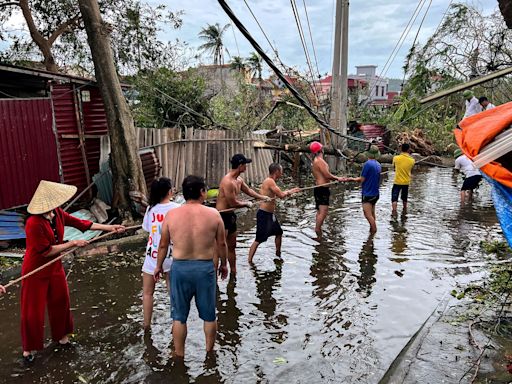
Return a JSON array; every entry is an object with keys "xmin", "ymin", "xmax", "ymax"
[
  {"xmin": 78, "ymin": 0, "xmax": 147, "ymax": 222},
  {"xmin": 0, "ymin": 0, "xmax": 182, "ymax": 73}
]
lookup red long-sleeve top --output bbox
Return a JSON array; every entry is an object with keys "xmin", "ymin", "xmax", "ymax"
[{"xmin": 22, "ymin": 208, "xmax": 93, "ymax": 279}]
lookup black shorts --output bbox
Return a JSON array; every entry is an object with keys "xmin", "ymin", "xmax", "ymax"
[
  {"xmin": 362, "ymin": 195, "xmax": 379, "ymax": 205},
  {"xmin": 255, "ymin": 209, "xmax": 283, "ymax": 243},
  {"xmin": 391, "ymin": 184, "xmax": 409, "ymax": 202},
  {"xmin": 461, "ymin": 175, "xmax": 482, "ymax": 191},
  {"xmin": 314, "ymin": 186, "xmax": 330, "ymax": 209},
  {"xmin": 220, "ymin": 211, "xmax": 237, "ymax": 234}
]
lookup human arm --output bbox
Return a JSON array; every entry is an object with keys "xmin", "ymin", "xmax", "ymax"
[
  {"xmin": 90, "ymin": 223, "xmax": 125, "ymax": 233},
  {"xmin": 153, "ymin": 221, "xmax": 170, "ymax": 282},
  {"xmin": 317, "ymin": 159, "xmax": 344, "ymax": 182},
  {"xmin": 269, "ymin": 182, "xmax": 300, "ymax": 198},
  {"xmin": 241, "ymin": 181, "xmax": 271, "ymax": 202},
  {"xmin": 216, "ymin": 215, "xmax": 228, "ymax": 280},
  {"xmin": 0, "ymin": 285, "xmax": 5, "ymax": 295},
  {"xmin": 222, "ymin": 181, "xmax": 255, "ymax": 208}
]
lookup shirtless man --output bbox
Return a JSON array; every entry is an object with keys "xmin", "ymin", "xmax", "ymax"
[
  {"xmin": 216, "ymin": 154, "xmax": 270, "ymax": 274},
  {"xmin": 310, "ymin": 141, "xmax": 344, "ymax": 237},
  {"xmin": 248, "ymin": 163, "xmax": 300, "ymax": 263},
  {"xmin": 154, "ymin": 175, "xmax": 228, "ymax": 358}
]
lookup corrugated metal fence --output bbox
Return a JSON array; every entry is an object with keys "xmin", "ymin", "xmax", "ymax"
[
  {"xmin": 0, "ymin": 98, "xmax": 60, "ymax": 209},
  {"xmin": 137, "ymin": 128, "xmax": 273, "ymax": 188}
]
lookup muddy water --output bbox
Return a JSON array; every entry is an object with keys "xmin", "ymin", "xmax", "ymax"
[{"xmin": 0, "ymin": 167, "xmax": 503, "ymax": 383}]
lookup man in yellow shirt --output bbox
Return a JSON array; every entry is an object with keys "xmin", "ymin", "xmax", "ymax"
[{"xmin": 392, "ymin": 143, "xmax": 415, "ymax": 215}]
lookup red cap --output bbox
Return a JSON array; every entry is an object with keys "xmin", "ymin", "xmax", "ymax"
[{"xmin": 310, "ymin": 141, "xmax": 323, "ymax": 154}]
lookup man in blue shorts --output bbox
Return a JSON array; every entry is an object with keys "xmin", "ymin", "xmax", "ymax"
[
  {"xmin": 346, "ymin": 145, "xmax": 382, "ymax": 233},
  {"xmin": 154, "ymin": 175, "xmax": 228, "ymax": 357}
]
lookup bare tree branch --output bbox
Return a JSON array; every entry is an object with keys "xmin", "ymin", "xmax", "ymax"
[{"xmin": 48, "ymin": 14, "xmax": 81, "ymax": 45}]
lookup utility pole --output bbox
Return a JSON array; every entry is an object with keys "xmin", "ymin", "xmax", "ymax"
[{"xmin": 329, "ymin": 0, "xmax": 349, "ymax": 169}]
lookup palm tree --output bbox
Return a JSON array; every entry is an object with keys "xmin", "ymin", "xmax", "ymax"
[
  {"xmin": 229, "ymin": 56, "xmax": 245, "ymax": 72},
  {"xmin": 198, "ymin": 23, "xmax": 230, "ymax": 65},
  {"xmin": 246, "ymin": 52, "xmax": 263, "ymax": 80}
]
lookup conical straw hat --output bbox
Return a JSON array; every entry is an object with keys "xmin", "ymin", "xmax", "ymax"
[{"xmin": 27, "ymin": 180, "xmax": 77, "ymax": 214}]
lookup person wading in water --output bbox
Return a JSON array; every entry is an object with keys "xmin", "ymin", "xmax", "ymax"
[
  {"xmin": 311, "ymin": 142, "xmax": 344, "ymax": 238},
  {"xmin": 154, "ymin": 175, "xmax": 228, "ymax": 358},
  {"xmin": 216, "ymin": 154, "xmax": 270, "ymax": 275},
  {"xmin": 141, "ymin": 177, "xmax": 180, "ymax": 330},
  {"xmin": 248, "ymin": 163, "xmax": 300, "ymax": 263}
]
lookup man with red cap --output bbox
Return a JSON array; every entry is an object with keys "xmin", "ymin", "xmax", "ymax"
[{"xmin": 310, "ymin": 142, "xmax": 344, "ymax": 238}]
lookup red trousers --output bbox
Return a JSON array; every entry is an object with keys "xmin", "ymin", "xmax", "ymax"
[{"xmin": 20, "ymin": 266, "xmax": 73, "ymax": 351}]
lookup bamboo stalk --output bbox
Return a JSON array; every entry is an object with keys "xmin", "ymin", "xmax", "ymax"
[{"xmin": 3, "ymin": 225, "xmax": 141, "ymax": 290}]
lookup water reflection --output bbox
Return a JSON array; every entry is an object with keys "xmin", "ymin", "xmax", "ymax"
[
  {"xmin": 356, "ymin": 234, "xmax": 377, "ymax": 297},
  {"xmin": 251, "ymin": 260, "xmax": 288, "ymax": 343},
  {"xmin": 390, "ymin": 213, "xmax": 409, "ymax": 256},
  {"xmin": 217, "ymin": 277, "xmax": 242, "ymax": 350}
]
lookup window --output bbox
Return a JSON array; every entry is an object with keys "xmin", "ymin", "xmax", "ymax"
[
  {"xmin": 375, "ymin": 86, "xmax": 378, "ymax": 97},
  {"xmin": 381, "ymin": 86, "xmax": 385, "ymax": 97}
]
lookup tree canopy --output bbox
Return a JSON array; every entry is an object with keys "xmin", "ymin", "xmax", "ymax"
[{"xmin": 0, "ymin": 0, "xmax": 183, "ymax": 73}]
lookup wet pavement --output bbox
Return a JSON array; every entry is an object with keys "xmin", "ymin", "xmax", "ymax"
[{"xmin": 0, "ymin": 166, "xmax": 504, "ymax": 383}]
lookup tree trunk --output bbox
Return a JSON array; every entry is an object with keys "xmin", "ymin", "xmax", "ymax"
[{"xmin": 77, "ymin": 0, "xmax": 147, "ymax": 222}]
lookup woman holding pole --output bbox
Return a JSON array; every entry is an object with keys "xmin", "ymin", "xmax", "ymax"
[{"xmin": 20, "ymin": 180, "xmax": 124, "ymax": 363}]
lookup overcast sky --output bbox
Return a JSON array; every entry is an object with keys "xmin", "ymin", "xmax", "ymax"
[{"xmin": 155, "ymin": 0, "xmax": 497, "ymax": 78}]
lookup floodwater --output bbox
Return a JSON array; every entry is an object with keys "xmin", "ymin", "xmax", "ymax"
[{"xmin": 0, "ymin": 166, "xmax": 504, "ymax": 383}]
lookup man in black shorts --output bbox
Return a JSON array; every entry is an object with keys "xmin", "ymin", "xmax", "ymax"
[
  {"xmin": 248, "ymin": 163, "xmax": 300, "ymax": 263},
  {"xmin": 216, "ymin": 154, "xmax": 270, "ymax": 274},
  {"xmin": 310, "ymin": 142, "xmax": 344, "ymax": 238}
]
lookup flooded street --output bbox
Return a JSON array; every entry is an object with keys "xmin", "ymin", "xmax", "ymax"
[{"xmin": 0, "ymin": 166, "xmax": 503, "ymax": 383}]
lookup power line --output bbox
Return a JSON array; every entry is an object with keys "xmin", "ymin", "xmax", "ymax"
[
  {"xmin": 365, "ymin": 0, "xmax": 428, "ymax": 101},
  {"xmin": 302, "ymin": 0, "xmax": 321, "ymax": 80},
  {"xmin": 242, "ymin": 0, "xmax": 283, "ymax": 65},
  {"xmin": 218, "ymin": 0, "xmax": 370, "ymax": 145},
  {"xmin": 290, "ymin": 0, "xmax": 320, "ymax": 104}
]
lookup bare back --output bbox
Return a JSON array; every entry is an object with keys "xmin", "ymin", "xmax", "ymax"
[
  {"xmin": 259, "ymin": 177, "xmax": 277, "ymax": 212},
  {"xmin": 312, "ymin": 156, "xmax": 331, "ymax": 185},
  {"xmin": 216, "ymin": 174, "xmax": 243, "ymax": 211},
  {"xmin": 166, "ymin": 204, "xmax": 223, "ymax": 260}
]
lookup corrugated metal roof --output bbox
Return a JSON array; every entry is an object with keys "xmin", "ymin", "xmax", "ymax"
[
  {"xmin": 63, "ymin": 209, "xmax": 101, "ymax": 241},
  {"xmin": 0, "ymin": 98, "xmax": 60, "ymax": 209},
  {"xmin": 0, "ymin": 211, "xmax": 26, "ymax": 240}
]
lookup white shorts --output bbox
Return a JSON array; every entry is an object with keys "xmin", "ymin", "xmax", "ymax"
[{"xmin": 142, "ymin": 256, "xmax": 172, "ymax": 275}]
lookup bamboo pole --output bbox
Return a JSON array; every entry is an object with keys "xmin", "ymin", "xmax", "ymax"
[{"xmin": 3, "ymin": 225, "xmax": 141, "ymax": 290}]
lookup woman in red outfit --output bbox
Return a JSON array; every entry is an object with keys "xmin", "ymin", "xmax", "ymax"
[{"xmin": 21, "ymin": 180, "xmax": 124, "ymax": 362}]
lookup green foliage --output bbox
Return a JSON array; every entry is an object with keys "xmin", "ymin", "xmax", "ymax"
[
  {"xmin": 198, "ymin": 23, "xmax": 230, "ymax": 65},
  {"xmin": 208, "ymin": 79, "xmax": 268, "ymax": 133},
  {"xmin": 480, "ymin": 240, "xmax": 512, "ymax": 259},
  {"xmin": 130, "ymin": 67, "xmax": 209, "ymax": 128},
  {"xmin": 0, "ymin": 0, "xmax": 183, "ymax": 74}
]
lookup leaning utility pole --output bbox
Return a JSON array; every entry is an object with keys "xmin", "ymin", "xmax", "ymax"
[{"xmin": 329, "ymin": 0, "xmax": 349, "ymax": 168}]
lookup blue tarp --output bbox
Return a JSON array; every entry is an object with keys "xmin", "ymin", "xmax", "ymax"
[{"xmin": 483, "ymin": 174, "xmax": 512, "ymax": 248}]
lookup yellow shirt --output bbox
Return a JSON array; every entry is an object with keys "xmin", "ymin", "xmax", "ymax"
[{"xmin": 392, "ymin": 153, "xmax": 415, "ymax": 185}]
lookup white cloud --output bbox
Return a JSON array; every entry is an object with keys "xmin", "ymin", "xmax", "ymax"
[{"xmin": 158, "ymin": 0, "xmax": 499, "ymax": 77}]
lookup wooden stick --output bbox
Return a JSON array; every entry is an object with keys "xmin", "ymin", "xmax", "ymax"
[{"xmin": 3, "ymin": 225, "xmax": 141, "ymax": 290}]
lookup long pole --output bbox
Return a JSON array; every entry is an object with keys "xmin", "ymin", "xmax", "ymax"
[
  {"xmin": 3, "ymin": 225, "xmax": 141, "ymax": 290},
  {"xmin": 329, "ymin": 0, "xmax": 342, "ymax": 137},
  {"xmin": 339, "ymin": 0, "xmax": 349, "ymax": 150}
]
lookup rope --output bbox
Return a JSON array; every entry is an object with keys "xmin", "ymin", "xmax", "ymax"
[{"xmin": 3, "ymin": 225, "xmax": 142, "ymax": 290}]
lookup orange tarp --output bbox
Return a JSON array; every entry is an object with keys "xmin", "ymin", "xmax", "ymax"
[{"xmin": 455, "ymin": 101, "xmax": 512, "ymax": 188}]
